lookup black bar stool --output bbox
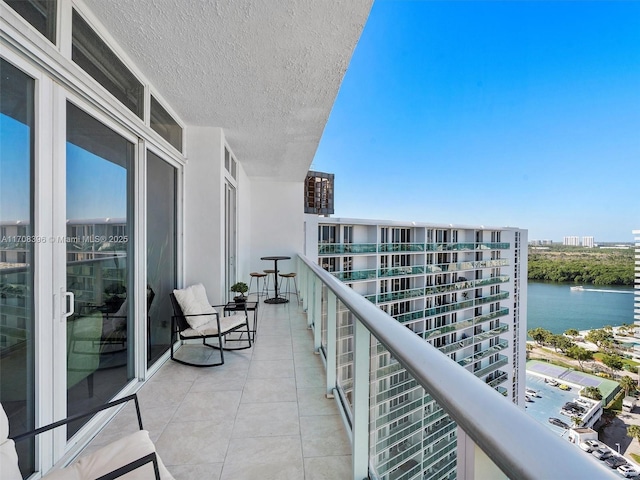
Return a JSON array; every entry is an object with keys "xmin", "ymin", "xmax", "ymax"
[
  {"xmin": 278, "ymin": 272, "xmax": 299, "ymax": 304},
  {"xmin": 263, "ymin": 269, "xmax": 277, "ymax": 298},
  {"xmin": 248, "ymin": 272, "xmax": 267, "ymax": 299}
]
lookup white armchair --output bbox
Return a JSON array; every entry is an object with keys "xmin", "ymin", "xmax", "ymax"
[{"xmin": 1, "ymin": 394, "xmax": 174, "ymax": 480}]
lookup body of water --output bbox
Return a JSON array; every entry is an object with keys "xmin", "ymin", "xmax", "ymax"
[{"xmin": 527, "ymin": 281, "xmax": 635, "ymax": 334}]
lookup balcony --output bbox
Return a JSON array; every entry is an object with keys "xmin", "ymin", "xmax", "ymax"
[
  {"xmin": 83, "ymin": 298, "xmax": 353, "ymax": 478},
  {"xmin": 17, "ymin": 254, "xmax": 615, "ymax": 480}
]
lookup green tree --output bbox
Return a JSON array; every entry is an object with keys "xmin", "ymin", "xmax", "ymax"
[
  {"xmin": 565, "ymin": 329, "xmax": 579, "ymax": 337},
  {"xmin": 566, "ymin": 346, "xmax": 594, "ymax": 371},
  {"xmin": 571, "ymin": 416, "xmax": 582, "ymax": 427},
  {"xmin": 528, "ymin": 327, "xmax": 552, "ymax": 346},
  {"xmin": 620, "ymin": 375, "xmax": 636, "ymax": 397},
  {"xmin": 554, "ymin": 335, "xmax": 574, "ymax": 354},
  {"xmin": 628, "ymin": 425, "xmax": 640, "ymax": 442},
  {"xmin": 585, "ymin": 329, "xmax": 613, "ymax": 347},
  {"xmin": 601, "ymin": 353, "xmax": 625, "ymax": 377},
  {"xmin": 582, "ymin": 386, "xmax": 602, "ymax": 400}
]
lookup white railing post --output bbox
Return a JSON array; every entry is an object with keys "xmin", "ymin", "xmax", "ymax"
[
  {"xmin": 301, "ymin": 259, "xmax": 309, "ymax": 311},
  {"xmin": 352, "ymin": 318, "xmax": 370, "ymax": 480},
  {"xmin": 313, "ymin": 280, "xmax": 322, "ymax": 350},
  {"xmin": 310, "ymin": 276, "xmax": 321, "ymax": 331},
  {"xmin": 326, "ymin": 290, "xmax": 337, "ymax": 398}
]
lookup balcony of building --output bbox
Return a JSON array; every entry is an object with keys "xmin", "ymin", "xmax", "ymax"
[
  {"xmin": 67, "ymin": 254, "xmax": 617, "ymax": 480},
  {"xmin": 81, "ymin": 297, "xmax": 352, "ymax": 479}
]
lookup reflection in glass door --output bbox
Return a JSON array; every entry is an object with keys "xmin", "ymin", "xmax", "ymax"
[
  {"xmin": 0, "ymin": 58, "xmax": 36, "ymax": 477},
  {"xmin": 225, "ymin": 181, "xmax": 237, "ymax": 300},
  {"xmin": 146, "ymin": 151, "xmax": 176, "ymax": 366},
  {"xmin": 65, "ymin": 103, "xmax": 134, "ymax": 436}
]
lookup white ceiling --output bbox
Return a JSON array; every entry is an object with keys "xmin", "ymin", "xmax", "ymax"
[{"xmin": 82, "ymin": 0, "xmax": 372, "ymax": 181}]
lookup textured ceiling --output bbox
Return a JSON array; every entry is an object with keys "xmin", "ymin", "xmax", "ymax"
[{"xmin": 82, "ymin": 0, "xmax": 372, "ymax": 181}]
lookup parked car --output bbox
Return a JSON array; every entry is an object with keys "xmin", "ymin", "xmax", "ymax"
[
  {"xmin": 548, "ymin": 417, "xmax": 569, "ymax": 429},
  {"xmin": 591, "ymin": 447, "xmax": 612, "ymax": 460},
  {"xmin": 579, "ymin": 440, "xmax": 600, "ymax": 453},
  {"xmin": 618, "ymin": 464, "xmax": 639, "ymax": 478},
  {"xmin": 604, "ymin": 455, "xmax": 627, "ymax": 469}
]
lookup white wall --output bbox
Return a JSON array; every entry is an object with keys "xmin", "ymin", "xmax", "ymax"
[
  {"xmin": 236, "ymin": 160, "xmax": 252, "ymax": 284},
  {"xmin": 249, "ymin": 180, "xmax": 304, "ymax": 277},
  {"xmin": 183, "ymin": 126, "xmax": 225, "ymax": 301}
]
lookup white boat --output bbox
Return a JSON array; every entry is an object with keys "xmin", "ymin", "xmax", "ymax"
[{"xmin": 571, "ymin": 286, "xmax": 584, "ymax": 291}]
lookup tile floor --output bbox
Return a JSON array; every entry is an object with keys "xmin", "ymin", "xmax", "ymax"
[{"xmin": 84, "ymin": 297, "xmax": 353, "ymax": 479}]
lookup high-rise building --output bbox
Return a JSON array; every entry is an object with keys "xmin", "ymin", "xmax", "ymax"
[
  {"xmin": 563, "ymin": 236, "xmax": 580, "ymax": 246},
  {"xmin": 634, "ymin": 230, "xmax": 640, "ymax": 329},
  {"xmin": 312, "ymin": 218, "xmax": 527, "ymax": 479},
  {"xmin": 582, "ymin": 236, "xmax": 595, "ymax": 248}
]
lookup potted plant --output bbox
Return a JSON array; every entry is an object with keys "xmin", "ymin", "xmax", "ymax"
[{"xmin": 230, "ymin": 281, "xmax": 249, "ymax": 303}]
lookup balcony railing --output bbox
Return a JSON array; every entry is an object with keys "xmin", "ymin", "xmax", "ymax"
[
  {"xmin": 317, "ymin": 242, "xmax": 511, "ymax": 255},
  {"xmin": 297, "ymin": 254, "xmax": 614, "ymax": 480}
]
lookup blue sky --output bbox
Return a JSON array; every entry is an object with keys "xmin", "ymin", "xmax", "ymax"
[{"xmin": 313, "ymin": 0, "xmax": 640, "ymax": 243}]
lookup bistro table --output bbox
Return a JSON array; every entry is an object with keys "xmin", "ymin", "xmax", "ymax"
[
  {"xmin": 260, "ymin": 255, "xmax": 291, "ymax": 303},
  {"xmin": 223, "ymin": 300, "xmax": 258, "ymax": 342}
]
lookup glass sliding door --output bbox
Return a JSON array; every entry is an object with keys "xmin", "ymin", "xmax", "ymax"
[
  {"xmin": 65, "ymin": 103, "xmax": 134, "ymax": 436},
  {"xmin": 146, "ymin": 151, "xmax": 176, "ymax": 366},
  {"xmin": 0, "ymin": 58, "xmax": 36, "ymax": 477},
  {"xmin": 225, "ymin": 181, "xmax": 237, "ymax": 299}
]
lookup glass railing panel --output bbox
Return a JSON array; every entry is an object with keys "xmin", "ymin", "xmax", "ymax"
[
  {"xmin": 379, "ymin": 265, "xmax": 425, "ymax": 277},
  {"xmin": 376, "ymin": 420, "xmax": 424, "ymax": 452},
  {"xmin": 378, "ymin": 243, "xmax": 425, "ymax": 252},
  {"xmin": 393, "ymin": 310, "xmax": 424, "ymax": 324},
  {"xmin": 332, "ymin": 269, "xmax": 377, "ymax": 281},
  {"xmin": 474, "ymin": 291, "xmax": 509, "ymax": 306},
  {"xmin": 474, "ymin": 275, "xmax": 510, "ymax": 287},
  {"xmin": 477, "ymin": 242, "xmax": 510, "ymax": 250},
  {"xmin": 318, "ymin": 243, "xmax": 377, "ymax": 255},
  {"xmin": 424, "ymin": 299, "xmax": 474, "ymax": 316},
  {"xmin": 438, "ymin": 337, "xmax": 474, "ymax": 355},
  {"xmin": 487, "ymin": 372, "xmax": 509, "ymax": 388},
  {"xmin": 457, "ymin": 340, "xmax": 509, "ymax": 366},
  {"xmin": 474, "ymin": 307, "xmax": 509, "ymax": 325},
  {"xmin": 473, "ymin": 355, "xmax": 509, "ymax": 378},
  {"xmin": 375, "ymin": 378, "xmax": 418, "ymax": 404},
  {"xmin": 376, "ymin": 287, "xmax": 425, "ymax": 303},
  {"xmin": 335, "ymin": 298, "xmax": 354, "ymax": 412}
]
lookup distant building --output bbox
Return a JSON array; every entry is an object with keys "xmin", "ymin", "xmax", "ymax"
[
  {"xmin": 563, "ymin": 236, "xmax": 580, "ymax": 246},
  {"xmin": 634, "ymin": 230, "xmax": 640, "ymax": 329},
  {"xmin": 582, "ymin": 236, "xmax": 594, "ymax": 248},
  {"xmin": 530, "ymin": 239, "xmax": 553, "ymax": 246},
  {"xmin": 304, "ymin": 171, "xmax": 334, "ymax": 215},
  {"xmin": 311, "ymin": 218, "xmax": 527, "ymax": 479}
]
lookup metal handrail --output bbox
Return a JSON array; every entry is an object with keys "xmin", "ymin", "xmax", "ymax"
[{"xmin": 298, "ymin": 254, "xmax": 615, "ymax": 480}]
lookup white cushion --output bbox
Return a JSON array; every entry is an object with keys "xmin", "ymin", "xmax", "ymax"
[
  {"xmin": 172, "ymin": 284, "xmax": 216, "ymax": 330},
  {"xmin": 42, "ymin": 430, "xmax": 174, "ymax": 480},
  {"xmin": 0, "ymin": 403, "xmax": 21, "ymax": 480},
  {"xmin": 180, "ymin": 312, "xmax": 247, "ymax": 338}
]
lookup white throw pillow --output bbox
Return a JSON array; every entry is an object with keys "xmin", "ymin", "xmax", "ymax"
[
  {"xmin": 0, "ymin": 402, "xmax": 21, "ymax": 480},
  {"xmin": 41, "ymin": 430, "xmax": 174, "ymax": 480},
  {"xmin": 173, "ymin": 284, "xmax": 216, "ymax": 330}
]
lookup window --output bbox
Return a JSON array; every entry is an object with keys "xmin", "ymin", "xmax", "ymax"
[
  {"xmin": 224, "ymin": 147, "xmax": 237, "ymax": 180},
  {"xmin": 150, "ymin": 96, "xmax": 183, "ymax": 152},
  {"xmin": 72, "ymin": 10, "xmax": 144, "ymax": 118},
  {"xmin": 318, "ymin": 225, "xmax": 336, "ymax": 243},
  {"xmin": 0, "ymin": 58, "xmax": 35, "ymax": 477},
  {"xmin": 66, "ymin": 102, "xmax": 135, "ymax": 437},
  {"xmin": 146, "ymin": 151, "xmax": 177, "ymax": 366},
  {"xmin": 343, "ymin": 225, "xmax": 353, "ymax": 243},
  {"xmin": 5, "ymin": 0, "xmax": 57, "ymax": 44}
]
